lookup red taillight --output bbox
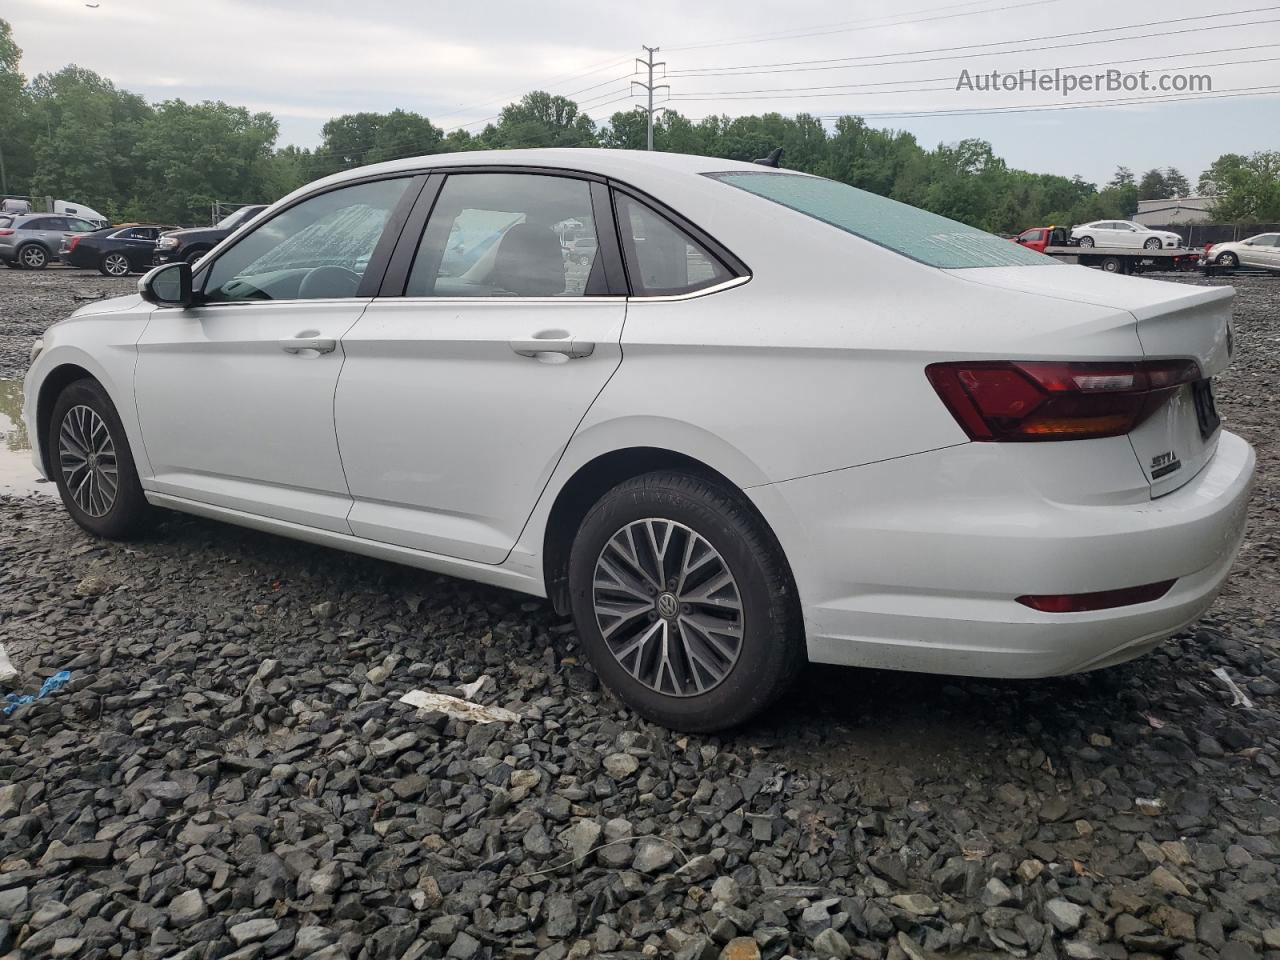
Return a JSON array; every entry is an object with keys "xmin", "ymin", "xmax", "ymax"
[
  {"xmin": 926, "ymin": 359, "xmax": 1201, "ymax": 441},
  {"xmin": 1017, "ymin": 579, "xmax": 1176, "ymax": 613},
  {"xmin": 0, "ymin": 229, "xmax": 13, "ymax": 237},
  {"xmin": 68, "ymin": 235, "xmax": 81, "ymax": 252}
]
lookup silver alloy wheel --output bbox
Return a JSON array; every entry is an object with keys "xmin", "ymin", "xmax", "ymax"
[
  {"xmin": 104, "ymin": 252, "xmax": 130, "ymax": 276},
  {"xmin": 58, "ymin": 405, "xmax": 119, "ymax": 517},
  {"xmin": 20, "ymin": 245, "xmax": 47, "ymax": 268},
  {"xmin": 592, "ymin": 518, "xmax": 745, "ymax": 697}
]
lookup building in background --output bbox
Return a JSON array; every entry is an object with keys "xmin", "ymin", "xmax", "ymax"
[{"xmin": 1135, "ymin": 196, "xmax": 1214, "ymax": 226}]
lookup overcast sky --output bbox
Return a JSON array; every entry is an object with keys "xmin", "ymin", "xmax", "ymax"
[{"xmin": 8, "ymin": 0, "xmax": 1280, "ymax": 186}]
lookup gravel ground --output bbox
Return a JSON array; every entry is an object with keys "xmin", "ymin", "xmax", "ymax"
[{"xmin": 0, "ymin": 266, "xmax": 1277, "ymax": 960}]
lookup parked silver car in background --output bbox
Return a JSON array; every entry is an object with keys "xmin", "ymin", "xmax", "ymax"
[
  {"xmin": 1204, "ymin": 232, "xmax": 1280, "ymax": 271},
  {"xmin": 0, "ymin": 212, "xmax": 100, "ymax": 269}
]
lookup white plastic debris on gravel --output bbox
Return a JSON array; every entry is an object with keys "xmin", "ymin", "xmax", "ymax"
[{"xmin": 399, "ymin": 687, "xmax": 521, "ymax": 724}]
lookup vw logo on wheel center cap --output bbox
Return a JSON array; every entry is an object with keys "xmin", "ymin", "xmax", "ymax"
[{"xmin": 656, "ymin": 592, "xmax": 680, "ymax": 619}]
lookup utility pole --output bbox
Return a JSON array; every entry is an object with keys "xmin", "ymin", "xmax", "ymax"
[{"xmin": 632, "ymin": 46, "xmax": 668, "ymax": 151}]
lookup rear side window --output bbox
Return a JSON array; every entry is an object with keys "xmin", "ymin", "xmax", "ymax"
[
  {"xmin": 0, "ymin": 217, "xmax": 11, "ymax": 229},
  {"xmin": 707, "ymin": 171, "xmax": 1055, "ymax": 269},
  {"xmin": 614, "ymin": 194, "xmax": 733, "ymax": 296},
  {"xmin": 407, "ymin": 173, "xmax": 603, "ymax": 298}
]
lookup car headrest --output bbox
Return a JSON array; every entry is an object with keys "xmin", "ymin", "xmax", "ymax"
[{"xmin": 492, "ymin": 223, "xmax": 565, "ymax": 297}]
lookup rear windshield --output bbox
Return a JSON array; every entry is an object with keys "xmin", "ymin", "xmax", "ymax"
[
  {"xmin": 0, "ymin": 216, "xmax": 10, "ymax": 229},
  {"xmin": 706, "ymin": 171, "xmax": 1056, "ymax": 269}
]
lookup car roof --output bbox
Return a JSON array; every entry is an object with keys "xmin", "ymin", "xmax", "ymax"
[{"xmin": 290, "ymin": 148, "xmax": 790, "ymax": 204}]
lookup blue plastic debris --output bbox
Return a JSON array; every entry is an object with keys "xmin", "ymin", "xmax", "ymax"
[{"xmin": 3, "ymin": 670, "xmax": 72, "ymax": 716}]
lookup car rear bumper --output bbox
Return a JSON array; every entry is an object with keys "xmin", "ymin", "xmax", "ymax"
[{"xmin": 750, "ymin": 430, "xmax": 1254, "ymax": 678}]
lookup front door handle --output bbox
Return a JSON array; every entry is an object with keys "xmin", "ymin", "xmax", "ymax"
[
  {"xmin": 280, "ymin": 337, "xmax": 336, "ymax": 355},
  {"xmin": 509, "ymin": 336, "xmax": 595, "ymax": 359}
]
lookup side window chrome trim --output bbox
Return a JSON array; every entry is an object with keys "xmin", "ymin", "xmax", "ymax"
[
  {"xmin": 623, "ymin": 274, "xmax": 751, "ymax": 303},
  {"xmin": 372, "ymin": 296, "xmax": 624, "ymax": 305}
]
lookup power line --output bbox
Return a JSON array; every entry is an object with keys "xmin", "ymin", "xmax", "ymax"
[
  {"xmin": 667, "ymin": 0, "xmax": 1068, "ymax": 53},
  {"xmin": 668, "ymin": 5, "xmax": 1280, "ymax": 76},
  {"xmin": 666, "ymin": 48, "xmax": 1280, "ymax": 100},
  {"xmin": 804, "ymin": 83, "xmax": 1280, "ymax": 120},
  {"xmin": 430, "ymin": 54, "xmax": 635, "ymax": 127}
]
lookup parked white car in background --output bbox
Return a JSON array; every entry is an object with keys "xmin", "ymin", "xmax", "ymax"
[
  {"xmin": 1204, "ymin": 232, "xmax": 1280, "ymax": 271},
  {"xmin": 22, "ymin": 149, "xmax": 1253, "ymax": 730},
  {"xmin": 1071, "ymin": 220, "xmax": 1183, "ymax": 249}
]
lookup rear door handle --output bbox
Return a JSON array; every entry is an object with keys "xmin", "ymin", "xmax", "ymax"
[
  {"xmin": 509, "ymin": 337, "xmax": 595, "ymax": 359},
  {"xmin": 280, "ymin": 337, "xmax": 336, "ymax": 355}
]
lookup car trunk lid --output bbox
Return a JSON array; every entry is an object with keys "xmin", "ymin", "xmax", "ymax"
[{"xmin": 957, "ymin": 266, "xmax": 1234, "ymax": 496}]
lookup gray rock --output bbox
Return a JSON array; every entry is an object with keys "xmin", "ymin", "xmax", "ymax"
[
  {"xmin": 230, "ymin": 917, "xmax": 280, "ymax": 946},
  {"xmin": 813, "ymin": 928, "xmax": 853, "ymax": 959},
  {"xmin": 168, "ymin": 890, "xmax": 208, "ymax": 928},
  {"xmin": 1045, "ymin": 898, "xmax": 1087, "ymax": 934},
  {"xmin": 632, "ymin": 836, "xmax": 675, "ymax": 873}
]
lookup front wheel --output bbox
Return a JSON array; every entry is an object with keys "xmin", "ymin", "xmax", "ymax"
[
  {"xmin": 1077, "ymin": 236, "xmax": 1095, "ymax": 248},
  {"xmin": 1143, "ymin": 238, "xmax": 1162, "ymax": 250},
  {"xmin": 100, "ymin": 251, "xmax": 131, "ymax": 276},
  {"xmin": 18, "ymin": 244, "xmax": 48, "ymax": 269},
  {"xmin": 49, "ymin": 379, "xmax": 152, "ymax": 539},
  {"xmin": 567, "ymin": 472, "xmax": 803, "ymax": 732},
  {"xmin": 1216, "ymin": 252, "xmax": 1239, "ymax": 268}
]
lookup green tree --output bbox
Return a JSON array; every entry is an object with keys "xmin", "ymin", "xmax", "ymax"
[
  {"xmin": 313, "ymin": 109, "xmax": 444, "ymax": 176},
  {"xmin": 25, "ymin": 66, "xmax": 150, "ymax": 216},
  {"xmin": 1163, "ymin": 167, "xmax": 1191, "ymax": 197},
  {"xmin": 0, "ymin": 17, "xmax": 29, "ymax": 195},
  {"xmin": 1108, "ymin": 166, "xmax": 1134, "ymax": 188},
  {"xmin": 130, "ymin": 99, "xmax": 278, "ymax": 223},
  {"xmin": 482, "ymin": 91, "xmax": 598, "ymax": 148},
  {"xmin": 1137, "ymin": 168, "xmax": 1169, "ymax": 200},
  {"xmin": 1202, "ymin": 151, "xmax": 1280, "ymax": 220}
]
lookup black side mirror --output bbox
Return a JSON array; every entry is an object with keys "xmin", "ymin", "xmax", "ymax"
[{"xmin": 139, "ymin": 261, "xmax": 193, "ymax": 307}]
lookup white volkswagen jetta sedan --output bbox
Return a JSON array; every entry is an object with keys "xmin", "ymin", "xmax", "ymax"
[
  {"xmin": 22, "ymin": 149, "xmax": 1254, "ymax": 731},
  {"xmin": 1071, "ymin": 220, "xmax": 1183, "ymax": 250}
]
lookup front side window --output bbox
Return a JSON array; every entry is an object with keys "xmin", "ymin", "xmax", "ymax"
[
  {"xmin": 1021, "ymin": 229, "xmax": 1044, "ymax": 243},
  {"xmin": 407, "ymin": 173, "xmax": 602, "ymax": 297},
  {"xmin": 708, "ymin": 171, "xmax": 1053, "ymax": 269},
  {"xmin": 614, "ymin": 194, "xmax": 732, "ymax": 296},
  {"xmin": 1252, "ymin": 234, "xmax": 1280, "ymax": 247},
  {"xmin": 202, "ymin": 178, "xmax": 409, "ymax": 302},
  {"xmin": 66, "ymin": 218, "xmax": 95, "ymax": 232}
]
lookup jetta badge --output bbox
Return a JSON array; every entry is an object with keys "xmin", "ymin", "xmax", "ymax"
[{"xmin": 1151, "ymin": 450, "xmax": 1182, "ymax": 479}]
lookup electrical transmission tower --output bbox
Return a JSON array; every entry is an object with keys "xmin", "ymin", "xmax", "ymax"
[{"xmin": 632, "ymin": 45, "xmax": 669, "ymax": 151}]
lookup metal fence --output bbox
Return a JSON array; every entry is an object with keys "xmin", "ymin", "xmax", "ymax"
[{"xmin": 1147, "ymin": 222, "xmax": 1280, "ymax": 247}]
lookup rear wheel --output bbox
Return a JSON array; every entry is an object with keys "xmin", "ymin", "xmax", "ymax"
[
  {"xmin": 1216, "ymin": 251, "xmax": 1239, "ymax": 268},
  {"xmin": 100, "ymin": 251, "xmax": 131, "ymax": 276},
  {"xmin": 1077, "ymin": 236, "xmax": 1095, "ymax": 248},
  {"xmin": 49, "ymin": 379, "xmax": 152, "ymax": 539},
  {"xmin": 568, "ymin": 471, "xmax": 803, "ymax": 732},
  {"xmin": 1101, "ymin": 256, "xmax": 1123, "ymax": 274},
  {"xmin": 1143, "ymin": 237, "xmax": 1162, "ymax": 250},
  {"xmin": 18, "ymin": 244, "xmax": 48, "ymax": 269}
]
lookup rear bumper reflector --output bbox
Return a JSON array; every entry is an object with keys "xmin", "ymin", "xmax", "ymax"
[{"xmin": 1016, "ymin": 579, "xmax": 1177, "ymax": 613}]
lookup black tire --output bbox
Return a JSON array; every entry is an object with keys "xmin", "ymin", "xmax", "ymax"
[
  {"xmin": 567, "ymin": 471, "xmax": 804, "ymax": 732},
  {"xmin": 1101, "ymin": 256, "xmax": 1123, "ymax": 274},
  {"xmin": 1216, "ymin": 252, "xmax": 1239, "ymax": 268},
  {"xmin": 17, "ymin": 243, "xmax": 48, "ymax": 269},
  {"xmin": 99, "ymin": 251, "xmax": 132, "ymax": 277},
  {"xmin": 1143, "ymin": 237, "xmax": 1162, "ymax": 250},
  {"xmin": 183, "ymin": 247, "xmax": 210, "ymax": 264},
  {"xmin": 1077, "ymin": 236, "xmax": 1095, "ymax": 248},
  {"xmin": 49, "ymin": 379, "xmax": 152, "ymax": 539}
]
